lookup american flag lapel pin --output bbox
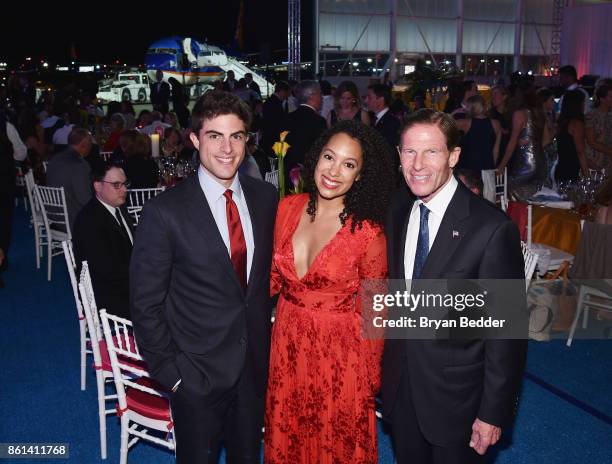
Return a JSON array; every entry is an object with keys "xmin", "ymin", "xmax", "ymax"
[{"xmin": 452, "ymin": 230, "xmax": 460, "ymax": 238}]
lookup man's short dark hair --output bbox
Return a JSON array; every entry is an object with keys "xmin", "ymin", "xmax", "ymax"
[
  {"xmin": 68, "ymin": 127, "xmax": 91, "ymax": 146},
  {"xmin": 368, "ymin": 83, "xmax": 392, "ymax": 106},
  {"xmin": 559, "ymin": 65, "xmax": 577, "ymax": 81},
  {"xmin": 274, "ymin": 81, "xmax": 290, "ymax": 94},
  {"xmin": 190, "ymin": 90, "xmax": 252, "ymax": 136},
  {"xmin": 399, "ymin": 109, "xmax": 461, "ymax": 150},
  {"xmin": 92, "ymin": 161, "xmax": 124, "ymax": 183}
]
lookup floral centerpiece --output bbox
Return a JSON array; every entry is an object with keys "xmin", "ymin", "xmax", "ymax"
[{"xmin": 272, "ymin": 131, "xmax": 290, "ymax": 197}]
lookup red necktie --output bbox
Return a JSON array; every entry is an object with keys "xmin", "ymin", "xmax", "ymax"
[{"xmin": 224, "ymin": 189, "xmax": 247, "ymax": 289}]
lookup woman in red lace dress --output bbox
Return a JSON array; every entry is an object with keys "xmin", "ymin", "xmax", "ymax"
[{"xmin": 265, "ymin": 121, "xmax": 394, "ymax": 463}]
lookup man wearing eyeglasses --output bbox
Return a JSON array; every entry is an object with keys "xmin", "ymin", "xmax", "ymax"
[{"xmin": 73, "ymin": 162, "xmax": 133, "ymax": 320}]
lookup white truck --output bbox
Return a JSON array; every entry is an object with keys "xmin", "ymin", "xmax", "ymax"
[{"xmin": 96, "ymin": 72, "xmax": 151, "ymax": 103}]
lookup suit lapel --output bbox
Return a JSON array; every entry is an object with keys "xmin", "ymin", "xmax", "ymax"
[
  {"xmin": 420, "ymin": 183, "xmax": 471, "ymax": 279},
  {"xmin": 94, "ymin": 199, "xmax": 132, "ymax": 250},
  {"xmin": 239, "ymin": 175, "xmax": 264, "ymax": 299},
  {"xmin": 396, "ymin": 198, "xmax": 414, "ymax": 280},
  {"xmin": 183, "ymin": 174, "xmax": 243, "ymax": 292}
]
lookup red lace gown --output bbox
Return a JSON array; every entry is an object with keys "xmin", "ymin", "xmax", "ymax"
[{"xmin": 264, "ymin": 193, "xmax": 387, "ymax": 464}]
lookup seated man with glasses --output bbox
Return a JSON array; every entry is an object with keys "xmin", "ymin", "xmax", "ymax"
[{"xmin": 73, "ymin": 161, "xmax": 133, "ymax": 319}]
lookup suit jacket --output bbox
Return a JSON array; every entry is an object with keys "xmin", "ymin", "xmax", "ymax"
[
  {"xmin": 247, "ymin": 80, "xmax": 261, "ymax": 97},
  {"xmin": 130, "ymin": 173, "xmax": 278, "ymax": 399},
  {"xmin": 261, "ymin": 94, "xmax": 286, "ymax": 156},
  {"xmin": 73, "ymin": 198, "xmax": 133, "ymax": 319},
  {"xmin": 374, "ymin": 110, "xmax": 401, "ymax": 175},
  {"xmin": 282, "ymin": 105, "xmax": 327, "ymax": 175},
  {"xmin": 381, "ymin": 181, "xmax": 527, "ymax": 446},
  {"xmin": 46, "ymin": 147, "xmax": 93, "ymax": 232},
  {"xmin": 150, "ymin": 81, "xmax": 171, "ymax": 113}
]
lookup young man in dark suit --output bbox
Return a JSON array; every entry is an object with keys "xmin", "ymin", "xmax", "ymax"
[
  {"xmin": 73, "ymin": 162, "xmax": 133, "ymax": 319},
  {"xmin": 130, "ymin": 90, "xmax": 278, "ymax": 463},
  {"xmin": 382, "ymin": 109, "xmax": 527, "ymax": 464}
]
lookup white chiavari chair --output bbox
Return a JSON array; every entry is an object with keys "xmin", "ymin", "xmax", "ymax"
[
  {"xmin": 62, "ymin": 240, "xmax": 91, "ymax": 391},
  {"xmin": 100, "ymin": 151, "xmax": 113, "ymax": 162},
  {"xmin": 126, "ymin": 187, "xmax": 165, "ymax": 226},
  {"xmin": 524, "ymin": 204, "xmax": 574, "ymax": 274},
  {"xmin": 24, "ymin": 171, "xmax": 47, "ymax": 269},
  {"xmin": 78, "ymin": 261, "xmax": 148, "ymax": 459},
  {"xmin": 35, "ymin": 185, "xmax": 70, "ymax": 280},
  {"xmin": 100, "ymin": 310, "xmax": 175, "ymax": 464},
  {"xmin": 522, "ymin": 241, "xmax": 539, "ymax": 291},
  {"xmin": 265, "ymin": 169, "xmax": 279, "ymax": 189},
  {"xmin": 78, "ymin": 261, "xmax": 115, "ymax": 460},
  {"xmin": 495, "ymin": 167, "xmax": 507, "ymax": 207}
]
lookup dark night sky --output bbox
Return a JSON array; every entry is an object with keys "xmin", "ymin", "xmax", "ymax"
[{"xmin": 2, "ymin": 1, "xmax": 313, "ymax": 65}]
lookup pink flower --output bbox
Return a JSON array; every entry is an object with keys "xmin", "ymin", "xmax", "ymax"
[{"xmin": 289, "ymin": 165, "xmax": 302, "ymax": 188}]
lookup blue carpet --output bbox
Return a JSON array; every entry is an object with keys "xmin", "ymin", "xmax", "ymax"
[{"xmin": 1, "ymin": 205, "xmax": 611, "ymax": 463}]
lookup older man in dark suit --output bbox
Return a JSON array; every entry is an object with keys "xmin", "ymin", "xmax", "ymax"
[
  {"xmin": 46, "ymin": 128, "xmax": 93, "ymax": 232},
  {"xmin": 282, "ymin": 80, "xmax": 327, "ymax": 176},
  {"xmin": 131, "ymin": 91, "xmax": 277, "ymax": 463},
  {"xmin": 382, "ymin": 109, "xmax": 527, "ymax": 464},
  {"xmin": 73, "ymin": 162, "xmax": 133, "ymax": 319}
]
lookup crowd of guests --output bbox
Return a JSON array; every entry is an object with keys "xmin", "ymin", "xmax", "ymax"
[{"xmin": 1, "ymin": 64, "xmax": 612, "ymax": 462}]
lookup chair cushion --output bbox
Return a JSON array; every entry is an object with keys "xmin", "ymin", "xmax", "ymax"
[
  {"xmin": 124, "ymin": 377, "xmax": 172, "ymax": 422},
  {"xmin": 97, "ymin": 337, "xmax": 148, "ymax": 373}
]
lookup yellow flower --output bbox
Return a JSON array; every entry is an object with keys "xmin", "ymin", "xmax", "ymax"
[{"xmin": 272, "ymin": 131, "xmax": 290, "ymax": 158}]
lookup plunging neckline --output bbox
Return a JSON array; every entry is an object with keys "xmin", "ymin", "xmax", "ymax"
[{"xmin": 289, "ymin": 199, "xmax": 346, "ymax": 282}]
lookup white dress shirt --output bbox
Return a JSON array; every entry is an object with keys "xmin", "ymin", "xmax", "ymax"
[
  {"xmin": 404, "ymin": 175, "xmax": 458, "ymax": 280},
  {"xmin": 97, "ymin": 198, "xmax": 133, "ymax": 244},
  {"xmin": 198, "ymin": 166, "xmax": 255, "ymax": 281}
]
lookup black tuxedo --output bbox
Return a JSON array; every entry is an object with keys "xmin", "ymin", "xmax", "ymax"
[
  {"xmin": 261, "ymin": 94, "xmax": 286, "ymax": 158},
  {"xmin": 130, "ymin": 172, "xmax": 277, "ymax": 463},
  {"xmin": 73, "ymin": 198, "xmax": 133, "ymax": 319},
  {"xmin": 374, "ymin": 110, "xmax": 401, "ymax": 175},
  {"xmin": 150, "ymin": 80, "xmax": 171, "ymax": 114},
  {"xmin": 282, "ymin": 105, "xmax": 327, "ymax": 174},
  {"xmin": 382, "ymin": 181, "xmax": 527, "ymax": 462}
]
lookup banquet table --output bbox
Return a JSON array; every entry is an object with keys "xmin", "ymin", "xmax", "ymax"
[
  {"xmin": 507, "ymin": 202, "xmax": 583, "ymax": 255},
  {"xmin": 531, "ymin": 206, "xmax": 583, "ymax": 255}
]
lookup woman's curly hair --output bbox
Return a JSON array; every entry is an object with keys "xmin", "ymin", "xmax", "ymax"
[{"xmin": 302, "ymin": 120, "xmax": 394, "ymax": 232}]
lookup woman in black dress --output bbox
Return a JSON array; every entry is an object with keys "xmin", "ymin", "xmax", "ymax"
[{"xmin": 555, "ymin": 90, "xmax": 589, "ymax": 183}]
